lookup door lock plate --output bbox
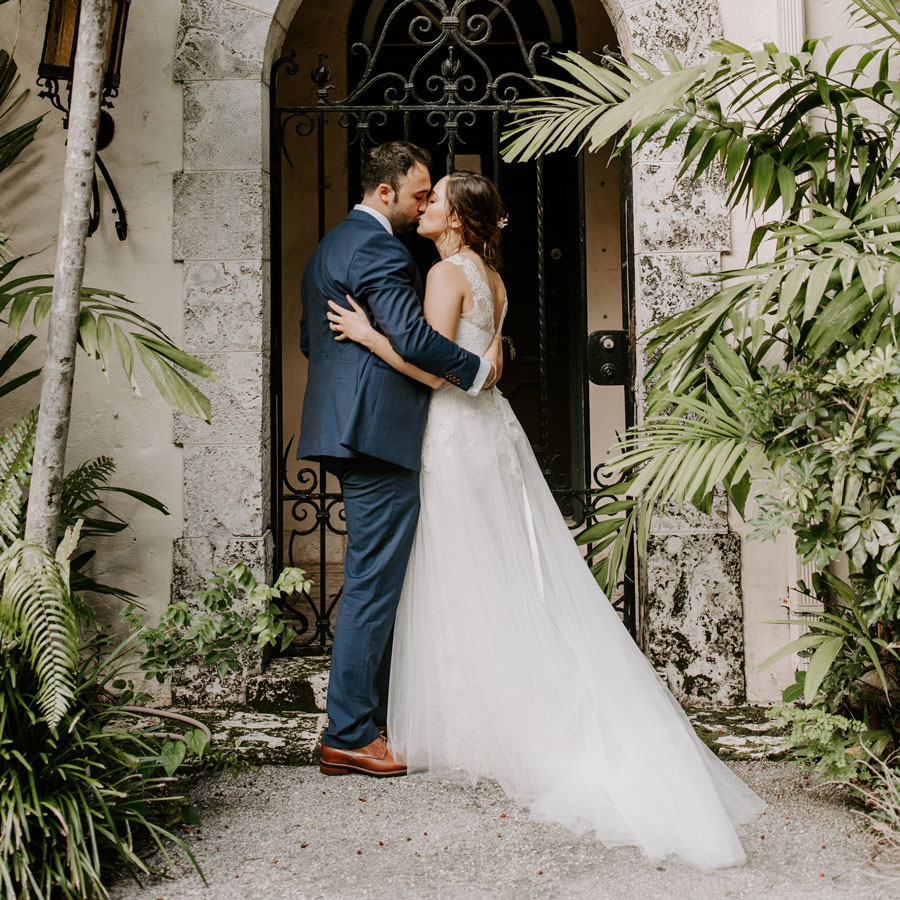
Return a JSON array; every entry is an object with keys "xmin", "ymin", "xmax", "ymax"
[{"xmin": 588, "ymin": 330, "xmax": 628, "ymax": 385}]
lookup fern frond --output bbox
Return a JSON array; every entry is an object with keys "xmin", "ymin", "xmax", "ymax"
[
  {"xmin": 0, "ymin": 533, "xmax": 80, "ymax": 727},
  {"xmin": 59, "ymin": 456, "xmax": 116, "ymax": 524},
  {"xmin": 60, "ymin": 456, "xmax": 115, "ymax": 497},
  {"xmin": 0, "ymin": 409, "xmax": 37, "ymax": 548}
]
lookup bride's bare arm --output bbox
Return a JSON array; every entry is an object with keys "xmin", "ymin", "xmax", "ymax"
[
  {"xmin": 419, "ymin": 261, "xmax": 507, "ymax": 382},
  {"xmin": 327, "ymin": 296, "xmax": 443, "ymax": 388}
]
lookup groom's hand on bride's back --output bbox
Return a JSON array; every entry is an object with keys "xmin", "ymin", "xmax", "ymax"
[{"xmin": 484, "ymin": 334, "xmax": 503, "ymax": 389}]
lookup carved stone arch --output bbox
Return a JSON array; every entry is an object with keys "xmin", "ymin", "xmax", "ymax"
[{"xmin": 170, "ymin": 0, "xmax": 745, "ymax": 707}]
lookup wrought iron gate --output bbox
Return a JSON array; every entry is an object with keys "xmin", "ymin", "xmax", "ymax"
[{"xmin": 270, "ymin": 0, "xmax": 636, "ymax": 652}]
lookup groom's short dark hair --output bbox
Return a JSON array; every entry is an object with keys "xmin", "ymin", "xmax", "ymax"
[{"xmin": 361, "ymin": 142, "xmax": 432, "ymax": 195}]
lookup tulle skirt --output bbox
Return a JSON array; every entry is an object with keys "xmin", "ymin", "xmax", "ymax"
[{"xmin": 387, "ymin": 386, "xmax": 765, "ymax": 870}]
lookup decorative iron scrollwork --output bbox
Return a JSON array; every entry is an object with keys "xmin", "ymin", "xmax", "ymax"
[{"xmin": 274, "ymin": 1, "xmax": 557, "ymax": 159}]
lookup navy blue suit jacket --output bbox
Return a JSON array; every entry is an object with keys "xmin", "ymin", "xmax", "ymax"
[{"xmin": 297, "ymin": 209, "xmax": 482, "ymax": 471}]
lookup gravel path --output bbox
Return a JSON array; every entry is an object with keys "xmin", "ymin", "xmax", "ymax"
[{"xmin": 111, "ymin": 762, "xmax": 900, "ymax": 900}]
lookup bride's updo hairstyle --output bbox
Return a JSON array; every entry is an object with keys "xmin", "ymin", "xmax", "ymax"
[{"xmin": 445, "ymin": 171, "xmax": 507, "ymax": 267}]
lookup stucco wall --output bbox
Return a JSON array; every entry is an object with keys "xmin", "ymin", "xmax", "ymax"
[
  {"xmin": 0, "ymin": 0, "xmax": 870, "ymax": 702},
  {"xmin": 0, "ymin": 0, "xmax": 184, "ymax": 631}
]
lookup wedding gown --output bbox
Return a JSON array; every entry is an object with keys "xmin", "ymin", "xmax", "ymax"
[{"xmin": 386, "ymin": 252, "xmax": 766, "ymax": 870}]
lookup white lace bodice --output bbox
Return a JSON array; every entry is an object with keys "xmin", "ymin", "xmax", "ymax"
[
  {"xmin": 422, "ymin": 253, "xmax": 520, "ymax": 477},
  {"xmin": 445, "ymin": 253, "xmax": 507, "ymax": 356}
]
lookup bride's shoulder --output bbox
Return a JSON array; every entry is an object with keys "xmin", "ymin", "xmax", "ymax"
[{"xmin": 426, "ymin": 258, "xmax": 467, "ymax": 288}]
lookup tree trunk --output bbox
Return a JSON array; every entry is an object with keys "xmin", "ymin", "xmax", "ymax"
[{"xmin": 24, "ymin": 0, "xmax": 112, "ymax": 551}]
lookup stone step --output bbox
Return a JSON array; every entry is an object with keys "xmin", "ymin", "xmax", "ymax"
[
  {"xmin": 686, "ymin": 706, "xmax": 789, "ymax": 761},
  {"xmin": 118, "ymin": 707, "xmax": 326, "ymax": 766},
  {"xmin": 191, "ymin": 709, "xmax": 326, "ymax": 766},
  {"xmin": 195, "ymin": 706, "xmax": 783, "ymax": 768},
  {"xmin": 245, "ymin": 655, "xmax": 330, "ymax": 713},
  {"xmin": 207, "ymin": 709, "xmax": 327, "ymax": 766},
  {"xmin": 136, "ymin": 703, "xmax": 785, "ymax": 769}
]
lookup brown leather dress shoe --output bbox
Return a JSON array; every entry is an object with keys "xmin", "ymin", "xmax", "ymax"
[{"xmin": 319, "ymin": 734, "xmax": 406, "ymax": 777}]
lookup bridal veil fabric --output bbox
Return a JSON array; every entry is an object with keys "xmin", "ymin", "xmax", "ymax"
[{"xmin": 387, "ymin": 254, "xmax": 766, "ymax": 870}]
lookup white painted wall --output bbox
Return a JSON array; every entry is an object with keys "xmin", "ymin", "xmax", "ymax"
[{"xmin": 0, "ymin": 1, "xmax": 184, "ymax": 629}]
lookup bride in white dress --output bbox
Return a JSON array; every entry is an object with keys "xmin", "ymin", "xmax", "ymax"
[{"xmin": 326, "ymin": 170, "xmax": 765, "ymax": 870}]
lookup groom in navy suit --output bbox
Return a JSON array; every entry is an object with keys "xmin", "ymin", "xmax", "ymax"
[{"xmin": 299, "ymin": 142, "xmax": 501, "ymax": 776}]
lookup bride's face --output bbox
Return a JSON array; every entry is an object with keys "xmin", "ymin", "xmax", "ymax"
[{"xmin": 417, "ymin": 175, "xmax": 456, "ymax": 242}]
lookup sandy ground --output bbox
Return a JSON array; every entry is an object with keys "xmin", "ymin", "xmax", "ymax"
[{"xmin": 106, "ymin": 760, "xmax": 900, "ymax": 900}]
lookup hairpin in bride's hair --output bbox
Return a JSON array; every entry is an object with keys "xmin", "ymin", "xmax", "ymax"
[{"xmin": 497, "ymin": 216, "xmax": 509, "ymax": 230}]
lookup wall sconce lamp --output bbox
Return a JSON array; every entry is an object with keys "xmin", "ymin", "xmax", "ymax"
[{"xmin": 37, "ymin": 0, "xmax": 131, "ymax": 240}]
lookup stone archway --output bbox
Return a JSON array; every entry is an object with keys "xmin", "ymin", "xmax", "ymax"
[{"xmin": 170, "ymin": 0, "xmax": 744, "ymax": 706}]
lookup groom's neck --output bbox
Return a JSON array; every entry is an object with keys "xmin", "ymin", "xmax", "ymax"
[{"xmin": 359, "ymin": 195, "xmax": 388, "ymax": 215}]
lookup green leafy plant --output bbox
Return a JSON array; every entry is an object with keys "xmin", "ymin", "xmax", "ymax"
[
  {"xmin": 0, "ymin": 48, "xmax": 42, "ymax": 177},
  {"xmin": 0, "ymin": 631, "xmax": 205, "ymax": 900},
  {"xmin": 761, "ymin": 574, "xmax": 896, "ymax": 707},
  {"xmin": 0, "ymin": 524, "xmax": 81, "ymax": 727},
  {"xmin": 768, "ymin": 703, "xmax": 890, "ymax": 780},
  {"xmin": 0, "ymin": 516, "xmax": 215, "ymax": 898},
  {"xmin": 132, "ymin": 563, "xmax": 311, "ymax": 682},
  {"xmin": 502, "ymin": 0, "xmax": 900, "ymax": 730}
]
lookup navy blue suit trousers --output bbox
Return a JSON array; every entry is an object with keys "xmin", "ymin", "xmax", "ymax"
[{"xmin": 321, "ymin": 457, "xmax": 420, "ymax": 749}]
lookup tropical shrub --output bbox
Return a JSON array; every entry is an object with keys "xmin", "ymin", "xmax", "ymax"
[
  {"xmin": 0, "ymin": 526, "xmax": 306, "ymax": 899},
  {"xmin": 0, "ymin": 515, "xmax": 210, "ymax": 899},
  {"xmin": 131, "ymin": 562, "xmax": 311, "ymax": 682},
  {"xmin": 503, "ymin": 0, "xmax": 900, "ymax": 739},
  {"xmin": 768, "ymin": 703, "xmax": 890, "ymax": 781},
  {"xmin": 0, "ymin": 627, "xmax": 205, "ymax": 900}
]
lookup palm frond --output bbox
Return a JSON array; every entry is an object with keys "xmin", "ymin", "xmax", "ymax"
[
  {"xmin": 504, "ymin": 36, "xmax": 900, "ymax": 230},
  {"xmin": 584, "ymin": 383, "xmax": 769, "ymax": 596},
  {"xmin": 0, "ymin": 528, "xmax": 81, "ymax": 727},
  {"xmin": 850, "ymin": 0, "xmax": 900, "ymax": 43},
  {"xmin": 0, "ymin": 49, "xmax": 42, "ymax": 176},
  {"xmin": 1, "ymin": 259, "xmax": 218, "ymax": 419}
]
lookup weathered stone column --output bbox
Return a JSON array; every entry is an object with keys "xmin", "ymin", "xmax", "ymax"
[
  {"xmin": 170, "ymin": 0, "xmax": 291, "ymax": 704},
  {"xmin": 620, "ymin": 0, "xmax": 748, "ymax": 705}
]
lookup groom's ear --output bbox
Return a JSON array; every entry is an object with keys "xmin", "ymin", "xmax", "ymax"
[{"xmin": 376, "ymin": 182, "xmax": 395, "ymax": 204}]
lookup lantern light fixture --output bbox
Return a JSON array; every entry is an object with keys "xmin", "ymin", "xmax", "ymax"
[{"xmin": 37, "ymin": 0, "xmax": 131, "ymax": 240}]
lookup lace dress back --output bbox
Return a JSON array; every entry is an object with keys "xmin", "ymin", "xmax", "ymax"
[
  {"xmin": 445, "ymin": 253, "xmax": 507, "ymax": 355},
  {"xmin": 387, "ymin": 249, "xmax": 766, "ymax": 871}
]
